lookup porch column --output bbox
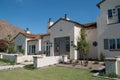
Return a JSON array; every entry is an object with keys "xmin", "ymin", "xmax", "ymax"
[{"xmin": 25, "ymin": 39, "xmax": 28, "ymax": 55}]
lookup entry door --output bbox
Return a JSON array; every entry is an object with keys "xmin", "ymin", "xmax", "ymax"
[{"xmin": 54, "ymin": 37, "xmax": 70, "ymax": 56}]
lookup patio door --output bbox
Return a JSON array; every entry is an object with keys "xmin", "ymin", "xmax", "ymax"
[{"xmin": 54, "ymin": 37, "xmax": 70, "ymax": 57}]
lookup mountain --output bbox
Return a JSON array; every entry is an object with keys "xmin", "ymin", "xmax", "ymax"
[{"xmin": 0, "ymin": 20, "xmax": 25, "ymax": 39}]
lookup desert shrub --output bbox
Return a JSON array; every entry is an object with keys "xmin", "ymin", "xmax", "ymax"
[
  {"xmin": 24, "ymin": 64, "xmax": 37, "ymax": 70},
  {"xmin": 100, "ymin": 53, "xmax": 105, "ymax": 61},
  {"xmin": 99, "ymin": 72, "xmax": 118, "ymax": 78},
  {"xmin": 93, "ymin": 61, "xmax": 99, "ymax": 64}
]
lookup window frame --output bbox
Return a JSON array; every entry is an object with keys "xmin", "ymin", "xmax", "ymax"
[
  {"xmin": 108, "ymin": 9, "xmax": 113, "ymax": 18},
  {"xmin": 104, "ymin": 38, "xmax": 120, "ymax": 51}
]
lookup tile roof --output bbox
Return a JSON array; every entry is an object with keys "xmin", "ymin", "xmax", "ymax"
[
  {"xmin": 41, "ymin": 33, "xmax": 50, "ymax": 37},
  {"xmin": 21, "ymin": 32, "xmax": 41, "ymax": 39},
  {"xmin": 97, "ymin": 0, "xmax": 106, "ymax": 8},
  {"xmin": 11, "ymin": 32, "xmax": 41, "ymax": 41},
  {"xmin": 82, "ymin": 22, "xmax": 97, "ymax": 28}
]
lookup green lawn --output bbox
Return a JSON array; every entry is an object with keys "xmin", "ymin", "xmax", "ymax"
[
  {"xmin": 0, "ymin": 61, "xmax": 6, "ymax": 66},
  {"xmin": 0, "ymin": 67, "xmax": 105, "ymax": 80}
]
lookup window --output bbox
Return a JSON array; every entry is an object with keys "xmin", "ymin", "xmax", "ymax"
[
  {"xmin": 104, "ymin": 39, "xmax": 120, "ymax": 50},
  {"xmin": 118, "ymin": 8, "xmax": 120, "ymax": 23},
  {"xmin": 104, "ymin": 39, "xmax": 109, "ymax": 50},
  {"xmin": 32, "ymin": 45, "xmax": 36, "ymax": 53},
  {"xmin": 108, "ymin": 9, "xmax": 113, "ymax": 18},
  {"xmin": 117, "ymin": 39, "xmax": 120, "ymax": 49},
  {"xmin": 66, "ymin": 37, "xmax": 70, "ymax": 52},
  {"xmin": 17, "ymin": 45, "xmax": 22, "ymax": 52},
  {"xmin": 44, "ymin": 41, "xmax": 50, "ymax": 56},
  {"xmin": 29, "ymin": 45, "xmax": 36, "ymax": 55},
  {"xmin": 109, "ymin": 39, "xmax": 116, "ymax": 50}
]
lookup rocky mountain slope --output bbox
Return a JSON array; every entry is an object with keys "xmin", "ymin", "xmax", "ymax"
[{"xmin": 0, "ymin": 20, "xmax": 25, "ymax": 39}]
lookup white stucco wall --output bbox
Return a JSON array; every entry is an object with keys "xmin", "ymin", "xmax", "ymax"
[
  {"xmin": 74, "ymin": 26, "xmax": 81, "ymax": 59},
  {"xmin": 50, "ymin": 20, "xmax": 76, "ymax": 60},
  {"xmin": 97, "ymin": 0, "xmax": 120, "ymax": 58},
  {"xmin": 33, "ymin": 56, "xmax": 62, "ymax": 68},
  {"xmin": 86, "ymin": 28, "xmax": 98, "ymax": 59},
  {"xmin": 14, "ymin": 34, "xmax": 27, "ymax": 55}
]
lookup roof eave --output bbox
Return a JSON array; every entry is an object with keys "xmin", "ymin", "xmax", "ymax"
[{"xmin": 97, "ymin": 0, "xmax": 106, "ymax": 8}]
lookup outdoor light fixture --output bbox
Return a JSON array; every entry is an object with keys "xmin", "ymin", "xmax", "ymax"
[{"xmin": 71, "ymin": 41, "xmax": 74, "ymax": 46}]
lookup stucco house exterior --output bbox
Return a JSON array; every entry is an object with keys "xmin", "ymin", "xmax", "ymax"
[
  {"xmin": 13, "ymin": 16, "xmax": 97, "ymax": 60},
  {"xmin": 97, "ymin": 0, "xmax": 120, "ymax": 58},
  {"xmin": 48, "ymin": 17, "xmax": 97, "ymax": 60}
]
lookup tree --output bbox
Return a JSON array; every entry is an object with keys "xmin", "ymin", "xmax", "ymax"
[
  {"xmin": 0, "ymin": 40, "xmax": 8, "ymax": 52},
  {"xmin": 74, "ymin": 29, "xmax": 90, "ymax": 65},
  {"xmin": 4, "ymin": 34, "xmax": 16, "ymax": 54}
]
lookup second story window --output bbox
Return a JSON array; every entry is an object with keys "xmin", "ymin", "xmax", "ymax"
[
  {"xmin": 108, "ymin": 9, "xmax": 113, "ymax": 18},
  {"xmin": 107, "ymin": 8, "xmax": 120, "ymax": 24}
]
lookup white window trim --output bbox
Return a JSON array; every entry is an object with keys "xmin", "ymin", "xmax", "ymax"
[{"xmin": 108, "ymin": 39, "xmax": 120, "ymax": 50}]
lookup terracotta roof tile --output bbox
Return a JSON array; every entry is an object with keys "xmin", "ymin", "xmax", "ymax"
[
  {"xmin": 82, "ymin": 22, "xmax": 97, "ymax": 28},
  {"xmin": 21, "ymin": 32, "xmax": 41, "ymax": 39}
]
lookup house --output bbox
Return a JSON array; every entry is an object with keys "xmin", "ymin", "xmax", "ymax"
[
  {"xmin": 13, "ymin": 15, "xmax": 98, "ymax": 60},
  {"xmin": 97, "ymin": 0, "xmax": 120, "ymax": 58},
  {"xmin": 48, "ymin": 16, "xmax": 97, "ymax": 60}
]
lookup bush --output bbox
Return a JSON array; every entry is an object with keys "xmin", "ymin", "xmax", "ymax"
[
  {"xmin": 93, "ymin": 61, "xmax": 99, "ymax": 64},
  {"xmin": 24, "ymin": 64, "xmax": 37, "ymax": 70},
  {"xmin": 99, "ymin": 72, "xmax": 118, "ymax": 78},
  {"xmin": 100, "ymin": 53, "xmax": 105, "ymax": 61},
  {"xmin": 0, "ymin": 40, "xmax": 8, "ymax": 52}
]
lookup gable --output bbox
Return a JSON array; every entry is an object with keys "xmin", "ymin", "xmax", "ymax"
[
  {"xmin": 49, "ymin": 18, "xmax": 83, "ymax": 29},
  {"xmin": 11, "ymin": 32, "xmax": 26, "ymax": 41},
  {"xmin": 50, "ymin": 19, "xmax": 77, "ymax": 33}
]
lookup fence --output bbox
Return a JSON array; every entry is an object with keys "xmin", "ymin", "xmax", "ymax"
[
  {"xmin": 0, "ymin": 53, "xmax": 33, "ymax": 63},
  {"xmin": 33, "ymin": 56, "xmax": 64, "ymax": 68}
]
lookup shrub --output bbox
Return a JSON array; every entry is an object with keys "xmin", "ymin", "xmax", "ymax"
[
  {"xmin": 107, "ymin": 73, "xmax": 118, "ymax": 78},
  {"xmin": 99, "ymin": 72, "xmax": 118, "ymax": 78},
  {"xmin": 84, "ymin": 60, "xmax": 88, "ymax": 66},
  {"xmin": 20, "ymin": 49, "xmax": 25, "ymax": 55},
  {"xmin": 100, "ymin": 53, "xmax": 105, "ymax": 61},
  {"xmin": 93, "ymin": 61, "xmax": 99, "ymax": 64},
  {"xmin": 24, "ymin": 64, "xmax": 37, "ymax": 70},
  {"xmin": 0, "ymin": 40, "xmax": 8, "ymax": 52}
]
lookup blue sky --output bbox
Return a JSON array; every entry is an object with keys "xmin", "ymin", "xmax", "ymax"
[{"xmin": 0, "ymin": 0, "xmax": 100, "ymax": 34}]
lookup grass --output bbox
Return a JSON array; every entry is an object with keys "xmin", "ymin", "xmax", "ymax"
[
  {"xmin": 0, "ymin": 60, "xmax": 5, "ymax": 65},
  {"xmin": 0, "ymin": 67, "xmax": 105, "ymax": 80}
]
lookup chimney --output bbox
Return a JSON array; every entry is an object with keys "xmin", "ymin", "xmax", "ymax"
[
  {"xmin": 64, "ymin": 14, "xmax": 70, "ymax": 20},
  {"xmin": 47, "ymin": 18, "xmax": 54, "ymax": 33},
  {"xmin": 48, "ymin": 18, "xmax": 54, "ymax": 27},
  {"xmin": 25, "ymin": 28, "xmax": 30, "ymax": 34}
]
